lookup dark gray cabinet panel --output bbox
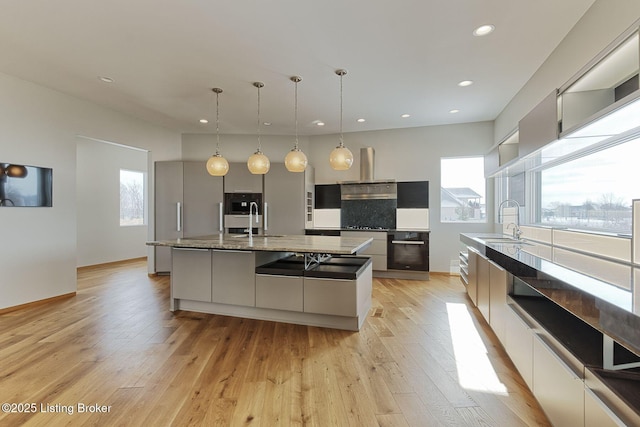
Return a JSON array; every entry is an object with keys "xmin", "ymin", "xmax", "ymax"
[
  {"xmin": 315, "ymin": 184, "xmax": 341, "ymax": 209},
  {"xmin": 397, "ymin": 181, "xmax": 429, "ymax": 208}
]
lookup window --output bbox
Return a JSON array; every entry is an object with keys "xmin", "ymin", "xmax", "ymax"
[
  {"xmin": 535, "ymin": 137, "xmax": 639, "ymax": 234},
  {"xmin": 120, "ymin": 169, "xmax": 145, "ymax": 226},
  {"xmin": 441, "ymin": 157, "xmax": 486, "ymax": 223}
]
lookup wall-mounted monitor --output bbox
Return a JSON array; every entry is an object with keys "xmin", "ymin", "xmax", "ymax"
[{"xmin": 0, "ymin": 163, "xmax": 53, "ymax": 207}]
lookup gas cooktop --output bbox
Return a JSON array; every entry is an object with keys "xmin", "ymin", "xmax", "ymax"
[{"xmin": 343, "ymin": 226, "xmax": 388, "ymax": 230}]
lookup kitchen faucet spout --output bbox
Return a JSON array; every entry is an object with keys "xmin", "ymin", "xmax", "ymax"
[{"xmin": 248, "ymin": 201, "xmax": 259, "ymax": 241}]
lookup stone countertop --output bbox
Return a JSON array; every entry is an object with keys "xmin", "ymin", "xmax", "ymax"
[
  {"xmin": 147, "ymin": 234, "xmax": 373, "ymax": 255},
  {"xmin": 461, "ymin": 232, "xmax": 640, "ymax": 357}
]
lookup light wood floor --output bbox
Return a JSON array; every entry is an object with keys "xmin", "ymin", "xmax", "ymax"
[{"xmin": 0, "ymin": 259, "xmax": 550, "ymax": 427}]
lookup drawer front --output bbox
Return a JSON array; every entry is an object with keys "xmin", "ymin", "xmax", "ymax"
[
  {"xmin": 358, "ymin": 238, "xmax": 387, "ymax": 255},
  {"xmin": 303, "ymin": 277, "xmax": 357, "ymax": 317},
  {"xmin": 256, "ymin": 274, "xmax": 303, "ymax": 312}
]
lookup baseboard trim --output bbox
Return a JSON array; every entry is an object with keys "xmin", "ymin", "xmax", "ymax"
[
  {"xmin": 77, "ymin": 257, "xmax": 147, "ymax": 271},
  {"xmin": 0, "ymin": 292, "xmax": 76, "ymax": 315}
]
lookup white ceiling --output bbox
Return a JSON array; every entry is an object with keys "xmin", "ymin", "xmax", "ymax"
[{"xmin": 0, "ymin": 0, "xmax": 595, "ymax": 136}]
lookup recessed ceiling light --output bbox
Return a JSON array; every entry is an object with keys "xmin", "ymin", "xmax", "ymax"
[
  {"xmin": 458, "ymin": 80, "xmax": 473, "ymax": 87},
  {"xmin": 449, "ymin": 109, "xmax": 460, "ymax": 114},
  {"xmin": 98, "ymin": 76, "xmax": 114, "ymax": 83},
  {"xmin": 401, "ymin": 114, "xmax": 411, "ymax": 118},
  {"xmin": 199, "ymin": 119, "xmax": 209, "ymax": 124},
  {"xmin": 473, "ymin": 24, "xmax": 495, "ymax": 36},
  {"xmin": 263, "ymin": 122, "xmax": 271, "ymax": 126},
  {"xmin": 357, "ymin": 118, "xmax": 366, "ymax": 123},
  {"xmin": 316, "ymin": 121, "xmax": 325, "ymax": 126}
]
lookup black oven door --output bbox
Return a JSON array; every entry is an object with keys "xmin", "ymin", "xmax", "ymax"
[{"xmin": 387, "ymin": 231, "xmax": 429, "ymax": 271}]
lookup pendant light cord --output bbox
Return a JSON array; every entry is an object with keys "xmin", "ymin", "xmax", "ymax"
[
  {"xmin": 215, "ymin": 90, "xmax": 221, "ymax": 155},
  {"xmin": 256, "ymin": 83, "xmax": 262, "ymax": 153},
  {"xmin": 339, "ymin": 72, "xmax": 344, "ymax": 147},
  {"xmin": 294, "ymin": 79, "xmax": 299, "ymax": 150}
]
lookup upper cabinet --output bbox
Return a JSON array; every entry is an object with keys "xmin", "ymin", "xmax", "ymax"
[
  {"xmin": 487, "ymin": 23, "xmax": 640, "ymax": 178},
  {"xmin": 560, "ymin": 31, "xmax": 639, "ymax": 136},
  {"xmin": 518, "ymin": 90, "xmax": 558, "ymax": 159},
  {"xmin": 223, "ymin": 162, "xmax": 263, "ymax": 193},
  {"xmin": 397, "ymin": 181, "xmax": 429, "ymax": 208},
  {"xmin": 314, "ymin": 184, "xmax": 341, "ymax": 209}
]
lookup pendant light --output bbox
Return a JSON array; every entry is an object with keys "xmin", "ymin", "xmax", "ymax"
[
  {"xmin": 285, "ymin": 76, "xmax": 308, "ymax": 172},
  {"xmin": 247, "ymin": 81, "xmax": 270, "ymax": 174},
  {"xmin": 206, "ymin": 88, "xmax": 230, "ymax": 176},
  {"xmin": 329, "ymin": 69, "xmax": 353, "ymax": 171}
]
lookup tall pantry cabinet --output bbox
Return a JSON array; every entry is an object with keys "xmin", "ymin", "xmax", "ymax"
[
  {"xmin": 263, "ymin": 164, "xmax": 314, "ymax": 235},
  {"xmin": 155, "ymin": 161, "xmax": 224, "ymax": 272}
]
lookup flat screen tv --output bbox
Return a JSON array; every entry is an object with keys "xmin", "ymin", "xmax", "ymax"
[{"xmin": 0, "ymin": 163, "xmax": 53, "ymax": 207}]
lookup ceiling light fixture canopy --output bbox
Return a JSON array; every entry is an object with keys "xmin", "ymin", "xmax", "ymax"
[
  {"xmin": 329, "ymin": 69, "xmax": 353, "ymax": 171},
  {"xmin": 285, "ymin": 76, "xmax": 308, "ymax": 173},
  {"xmin": 247, "ymin": 82, "xmax": 270, "ymax": 175},
  {"xmin": 206, "ymin": 88, "xmax": 229, "ymax": 176}
]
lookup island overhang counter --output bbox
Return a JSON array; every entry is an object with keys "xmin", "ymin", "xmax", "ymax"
[{"xmin": 147, "ymin": 234, "xmax": 374, "ymax": 331}]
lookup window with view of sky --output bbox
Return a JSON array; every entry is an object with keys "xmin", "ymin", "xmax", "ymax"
[{"xmin": 441, "ymin": 157, "xmax": 486, "ymax": 223}]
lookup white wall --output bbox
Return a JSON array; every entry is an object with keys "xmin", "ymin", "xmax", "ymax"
[
  {"xmin": 76, "ymin": 139, "xmax": 149, "ymax": 267},
  {"xmin": 494, "ymin": 0, "xmax": 640, "ymax": 144},
  {"xmin": 0, "ymin": 71, "xmax": 181, "ymax": 310}
]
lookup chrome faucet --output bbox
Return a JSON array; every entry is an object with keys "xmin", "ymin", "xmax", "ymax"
[
  {"xmin": 247, "ymin": 201, "xmax": 259, "ymax": 240},
  {"xmin": 498, "ymin": 199, "xmax": 522, "ymax": 239},
  {"xmin": 506, "ymin": 222, "xmax": 522, "ymax": 240}
]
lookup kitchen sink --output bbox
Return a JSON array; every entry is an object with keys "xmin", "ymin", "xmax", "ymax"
[
  {"xmin": 477, "ymin": 236, "xmax": 532, "ymax": 245},
  {"xmin": 232, "ymin": 234, "xmax": 285, "ymax": 238}
]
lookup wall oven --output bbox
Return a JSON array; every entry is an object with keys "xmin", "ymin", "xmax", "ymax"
[
  {"xmin": 224, "ymin": 193, "xmax": 262, "ymax": 215},
  {"xmin": 387, "ymin": 231, "xmax": 429, "ymax": 271}
]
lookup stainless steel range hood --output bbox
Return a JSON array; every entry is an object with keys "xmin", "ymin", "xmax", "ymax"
[{"xmin": 339, "ymin": 147, "xmax": 396, "ymax": 200}]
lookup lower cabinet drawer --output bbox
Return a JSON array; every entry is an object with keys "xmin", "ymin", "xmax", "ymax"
[
  {"xmin": 533, "ymin": 334, "xmax": 585, "ymax": 427},
  {"xmin": 255, "ymin": 274, "xmax": 303, "ymax": 312},
  {"xmin": 303, "ymin": 277, "xmax": 357, "ymax": 317}
]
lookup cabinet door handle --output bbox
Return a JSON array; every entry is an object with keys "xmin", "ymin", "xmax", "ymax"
[
  {"xmin": 219, "ymin": 202, "xmax": 223, "ymax": 232},
  {"xmin": 264, "ymin": 202, "xmax": 268, "ymax": 231},
  {"xmin": 391, "ymin": 240, "xmax": 424, "ymax": 245},
  {"xmin": 584, "ymin": 387, "xmax": 627, "ymax": 426},
  {"xmin": 176, "ymin": 202, "xmax": 182, "ymax": 232}
]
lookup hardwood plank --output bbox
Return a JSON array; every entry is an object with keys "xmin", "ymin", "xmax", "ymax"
[{"xmin": 0, "ymin": 259, "xmax": 549, "ymax": 426}]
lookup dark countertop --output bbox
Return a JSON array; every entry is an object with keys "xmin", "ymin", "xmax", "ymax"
[
  {"xmin": 461, "ymin": 232, "xmax": 640, "ymax": 357},
  {"xmin": 306, "ymin": 228, "xmax": 430, "ymax": 232}
]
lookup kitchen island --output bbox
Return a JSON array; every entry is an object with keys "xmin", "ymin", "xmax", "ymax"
[{"xmin": 147, "ymin": 234, "xmax": 374, "ymax": 331}]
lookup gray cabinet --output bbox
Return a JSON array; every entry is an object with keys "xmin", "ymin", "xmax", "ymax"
[
  {"xmin": 256, "ymin": 274, "xmax": 303, "ymax": 311},
  {"xmin": 341, "ymin": 230, "xmax": 387, "ymax": 270},
  {"xmin": 466, "ymin": 247, "xmax": 479, "ymax": 306},
  {"xmin": 155, "ymin": 162, "xmax": 184, "ymax": 272},
  {"xmin": 171, "ymin": 248, "xmax": 212, "ymax": 302},
  {"xmin": 518, "ymin": 90, "xmax": 559, "ymax": 158},
  {"xmin": 505, "ymin": 303, "xmax": 534, "ymax": 389},
  {"xmin": 182, "ymin": 161, "xmax": 224, "ymax": 238},
  {"xmin": 488, "ymin": 260, "xmax": 507, "ymax": 345},
  {"xmin": 532, "ymin": 334, "xmax": 585, "ymax": 427},
  {"xmin": 224, "ymin": 162, "xmax": 263, "ymax": 193},
  {"xmin": 476, "ymin": 253, "xmax": 490, "ymax": 321},
  {"xmin": 211, "ymin": 250, "xmax": 255, "ymax": 306},
  {"xmin": 263, "ymin": 163, "xmax": 312, "ymax": 235},
  {"xmin": 154, "ymin": 161, "xmax": 223, "ymax": 272}
]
